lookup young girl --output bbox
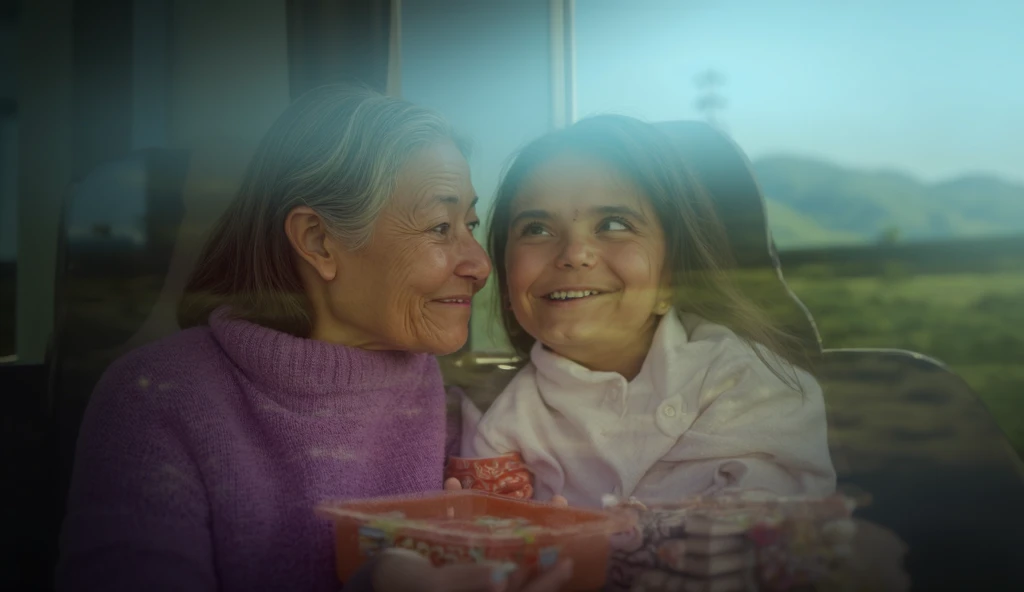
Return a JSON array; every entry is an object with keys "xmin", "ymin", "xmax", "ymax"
[{"xmin": 461, "ymin": 115, "xmax": 836, "ymax": 509}]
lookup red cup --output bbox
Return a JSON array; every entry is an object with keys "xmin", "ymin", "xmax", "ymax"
[{"xmin": 445, "ymin": 452, "xmax": 534, "ymax": 499}]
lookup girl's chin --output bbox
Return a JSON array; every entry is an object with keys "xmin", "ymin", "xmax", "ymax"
[{"xmin": 536, "ymin": 331, "xmax": 606, "ymax": 354}]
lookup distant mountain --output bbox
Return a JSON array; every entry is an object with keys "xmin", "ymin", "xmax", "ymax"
[
  {"xmin": 752, "ymin": 155, "xmax": 1024, "ymax": 249},
  {"xmin": 761, "ymin": 199, "xmax": 863, "ymax": 248}
]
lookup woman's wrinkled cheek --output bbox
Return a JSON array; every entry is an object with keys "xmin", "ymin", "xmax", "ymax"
[{"xmin": 384, "ymin": 242, "xmax": 444, "ymax": 304}]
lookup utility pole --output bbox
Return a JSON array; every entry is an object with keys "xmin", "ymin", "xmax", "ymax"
[{"xmin": 694, "ymin": 69, "xmax": 727, "ymax": 129}]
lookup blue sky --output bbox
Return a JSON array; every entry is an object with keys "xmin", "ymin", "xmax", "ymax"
[{"xmin": 575, "ymin": 0, "xmax": 1024, "ymax": 184}]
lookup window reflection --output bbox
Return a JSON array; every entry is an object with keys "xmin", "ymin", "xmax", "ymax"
[{"xmin": 557, "ymin": 0, "xmax": 1024, "ymax": 459}]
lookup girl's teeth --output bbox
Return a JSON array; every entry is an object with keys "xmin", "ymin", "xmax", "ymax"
[{"xmin": 547, "ymin": 290, "xmax": 598, "ymax": 300}]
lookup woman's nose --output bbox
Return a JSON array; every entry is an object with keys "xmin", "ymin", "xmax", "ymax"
[{"xmin": 454, "ymin": 233, "xmax": 492, "ymax": 285}]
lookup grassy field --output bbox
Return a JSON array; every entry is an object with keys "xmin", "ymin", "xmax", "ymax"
[{"xmin": 783, "ymin": 268, "xmax": 1024, "ymax": 456}]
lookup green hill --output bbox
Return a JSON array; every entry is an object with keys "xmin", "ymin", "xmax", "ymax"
[
  {"xmin": 762, "ymin": 199, "xmax": 863, "ymax": 248},
  {"xmin": 753, "ymin": 155, "xmax": 1024, "ymax": 248}
]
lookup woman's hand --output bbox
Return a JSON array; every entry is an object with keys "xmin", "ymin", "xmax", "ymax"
[
  {"xmin": 443, "ymin": 478, "xmax": 569, "ymax": 507},
  {"xmin": 372, "ymin": 548, "xmax": 573, "ymax": 592}
]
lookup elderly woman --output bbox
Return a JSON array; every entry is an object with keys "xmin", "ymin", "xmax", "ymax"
[{"xmin": 56, "ymin": 87, "xmax": 572, "ymax": 592}]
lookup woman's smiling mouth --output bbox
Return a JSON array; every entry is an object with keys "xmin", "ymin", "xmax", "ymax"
[{"xmin": 431, "ymin": 295, "xmax": 473, "ymax": 307}]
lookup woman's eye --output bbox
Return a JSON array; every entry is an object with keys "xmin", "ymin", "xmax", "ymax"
[
  {"xmin": 432, "ymin": 222, "xmax": 451, "ymax": 235},
  {"xmin": 467, "ymin": 220, "xmax": 480, "ymax": 233},
  {"xmin": 520, "ymin": 222, "xmax": 551, "ymax": 237},
  {"xmin": 599, "ymin": 217, "xmax": 632, "ymax": 232}
]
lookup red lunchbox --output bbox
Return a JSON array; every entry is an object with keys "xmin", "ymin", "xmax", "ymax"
[{"xmin": 316, "ymin": 490, "xmax": 632, "ymax": 591}]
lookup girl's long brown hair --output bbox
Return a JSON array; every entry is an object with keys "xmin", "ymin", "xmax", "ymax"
[{"xmin": 487, "ymin": 115, "xmax": 811, "ymax": 387}]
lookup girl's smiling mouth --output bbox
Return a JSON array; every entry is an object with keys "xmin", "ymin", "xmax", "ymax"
[{"xmin": 543, "ymin": 288, "xmax": 606, "ymax": 301}]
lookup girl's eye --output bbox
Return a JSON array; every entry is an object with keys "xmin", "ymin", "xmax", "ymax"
[
  {"xmin": 599, "ymin": 216, "xmax": 632, "ymax": 232},
  {"xmin": 432, "ymin": 222, "xmax": 451, "ymax": 235},
  {"xmin": 520, "ymin": 222, "xmax": 551, "ymax": 237}
]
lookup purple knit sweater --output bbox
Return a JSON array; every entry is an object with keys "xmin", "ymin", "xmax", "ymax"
[{"xmin": 57, "ymin": 309, "xmax": 453, "ymax": 592}]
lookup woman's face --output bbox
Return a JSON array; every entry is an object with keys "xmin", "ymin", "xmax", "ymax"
[
  {"xmin": 310, "ymin": 141, "xmax": 491, "ymax": 354},
  {"xmin": 504, "ymin": 153, "xmax": 669, "ymax": 371}
]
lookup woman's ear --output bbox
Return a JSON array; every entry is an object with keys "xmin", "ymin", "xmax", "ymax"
[{"xmin": 285, "ymin": 206, "xmax": 338, "ymax": 281}]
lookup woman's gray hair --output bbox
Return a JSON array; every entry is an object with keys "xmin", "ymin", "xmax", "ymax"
[
  {"xmin": 178, "ymin": 85, "xmax": 470, "ymax": 335},
  {"xmin": 266, "ymin": 86, "xmax": 471, "ymax": 249}
]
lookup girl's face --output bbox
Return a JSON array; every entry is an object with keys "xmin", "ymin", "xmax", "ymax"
[{"xmin": 505, "ymin": 152, "xmax": 671, "ymax": 374}]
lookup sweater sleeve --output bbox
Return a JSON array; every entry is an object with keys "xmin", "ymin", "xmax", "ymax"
[
  {"xmin": 340, "ymin": 557, "xmax": 379, "ymax": 592},
  {"xmin": 56, "ymin": 354, "xmax": 217, "ymax": 592}
]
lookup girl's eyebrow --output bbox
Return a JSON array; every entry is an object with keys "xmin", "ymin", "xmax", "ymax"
[
  {"xmin": 509, "ymin": 209, "xmax": 551, "ymax": 227},
  {"xmin": 510, "ymin": 205, "xmax": 648, "ymax": 227},
  {"xmin": 593, "ymin": 205, "xmax": 648, "ymax": 223}
]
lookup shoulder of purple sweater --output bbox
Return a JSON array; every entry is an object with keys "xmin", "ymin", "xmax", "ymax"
[
  {"xmin": 91, "ymin": 327, "xmax": 227, "ymax": 413},
  {"xmin": 110, "ymin": 325, "xmax": 222, "ymax": 373}
]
